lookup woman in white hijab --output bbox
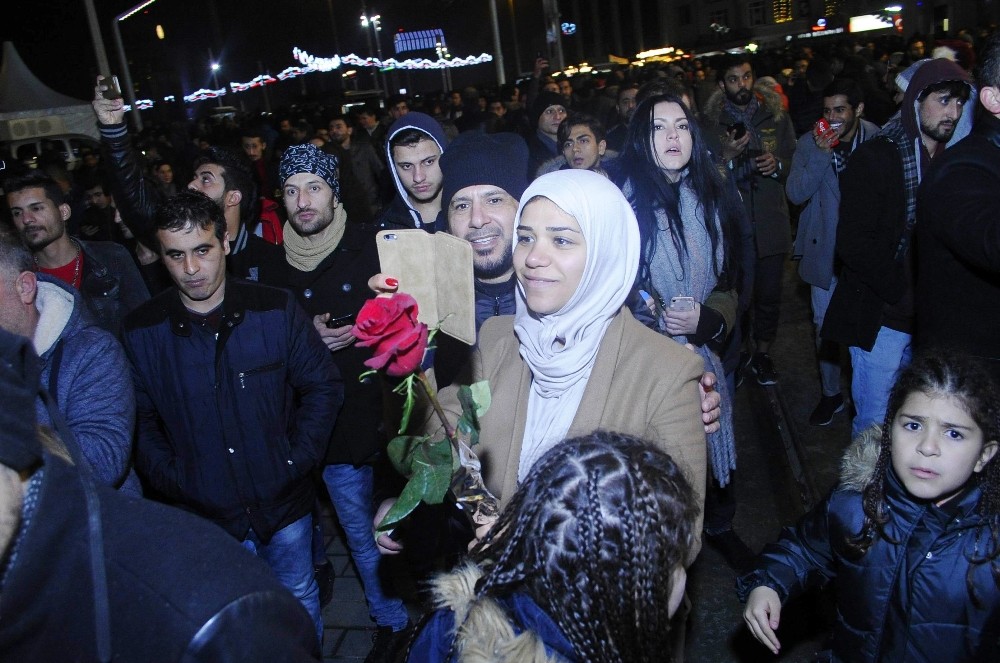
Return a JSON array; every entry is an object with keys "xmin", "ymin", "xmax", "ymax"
[{"xmin": 436, "ymin": 169, "xmax": 707, "ymax": 546}]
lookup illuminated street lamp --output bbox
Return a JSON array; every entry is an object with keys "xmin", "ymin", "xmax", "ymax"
[
  {"xmin": 360, "ymin": 3, "xmax": 386, "ymax": 96},
  {"xmin": 210, "ymin": 62, "xmax": 223, "ymax": 107}
]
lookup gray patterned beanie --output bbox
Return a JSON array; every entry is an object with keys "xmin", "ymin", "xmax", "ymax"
[{"xmin": 279, "ymin": 143, "xmax": 340, "ymax": 200}]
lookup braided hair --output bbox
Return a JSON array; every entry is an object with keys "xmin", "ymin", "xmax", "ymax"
[
  {"xmin": 471, "ymin": 431, "xmax": 699, "ymax": 662},
  {"xmin": 847, "ymin": 351, "xmax": 1000, "ymax": 605}
]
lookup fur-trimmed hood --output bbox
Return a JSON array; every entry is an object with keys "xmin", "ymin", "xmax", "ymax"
[
  {"xmin": 701, "ymin": 82, "xmax": 787, "ymax": 128},
  {"xmin": 839, "ymin": 425, "xmax": 884, "ymax": 492},
  {"xmin": 419, "ymin": 563, "xmax": 571, "ymax": 663}
]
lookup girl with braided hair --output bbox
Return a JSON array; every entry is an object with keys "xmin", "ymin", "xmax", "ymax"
[
  {"xmin": 407, "ymin": 431, "xmax": 699, "ymax": 662},
  {"xmin": 739, "ymin": 351, "xmax": 1000, "ymax": 662}
]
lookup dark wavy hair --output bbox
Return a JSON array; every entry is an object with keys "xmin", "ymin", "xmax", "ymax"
[
  {"xmin": 152, "ymin": 189, "xmax": 227, "ymax": 250},
  {"xmin": 193, "ymin": 146, "xmax": 258, "ymax": 228},
  {"xmin": 616, "ymin": 93, "xmax": 742, "ymax": 291},
  {"xmin": 471, "ymin": 430, "xmax": 699, "ymax": 662},
  {"xmin": 849, "ymin": 351, "xmax": 1000, "ymax": 606}
]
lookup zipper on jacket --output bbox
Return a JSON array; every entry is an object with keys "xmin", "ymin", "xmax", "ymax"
[{"xmin": 237, "ymin": 360, "xmax": 285, "ymax": 389}]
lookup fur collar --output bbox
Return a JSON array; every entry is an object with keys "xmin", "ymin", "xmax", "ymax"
[
  {"xmin": 427, "ymin": 563, "xmax": 566, "ymax": 663},
  {"xmin": 839, "ymin": 425, "xmax": 883, "ymax": 492},
  {"xmin": 702, "ymin": 84, "xmax": 786, "ymax": 128}
]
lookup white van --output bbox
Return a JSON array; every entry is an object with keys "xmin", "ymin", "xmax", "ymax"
[{"xmin": 3, "ymin": 134, "xmax": 100, "ymax": 171}]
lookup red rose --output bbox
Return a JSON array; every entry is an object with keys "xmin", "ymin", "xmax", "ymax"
[{"xmin": 353, "ymin": 294, "xmax": 430, "ymax": 377}]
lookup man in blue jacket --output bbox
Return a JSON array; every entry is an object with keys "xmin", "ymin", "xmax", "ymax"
[{"xmin": 121, "ymin": 190, "xmax": 343, "ymax": 646}]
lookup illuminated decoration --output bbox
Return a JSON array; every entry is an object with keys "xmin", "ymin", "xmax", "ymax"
[
  {"xmin": 163, "ymin": 95, "xmax": 175, "ymax": 102},
  {"xmin": 294, "ymin": 47, "xmax": 492, "ymax": 71},
  {"xmin": 184, "ymin": 87, "xmax": 227, "ymax": 103},
  {"xmin": 156, "ymin": 25, "xmax": 165, "ymax": 40},
  {"xmin": 133, "ymin": 45, "xmax": 491, "ymax": 110},
  {"xmin": 230, "ymin": 74, "xmax": 278, "ymax": 93},
  {"xmin": 122, "ymin": 99, "xmax": 154, "ymax": 111},
  {"xmin": 561, "ymin": 22, "xmax": 576, "ymax": 36},
  {"xmin": 292, "ymin": 47, "xmax": 341, "ymax": 72},
  {"xmin": 276, "ymin": 66, "xmax": 311, "ymax": 80},
  {"xmin": 746, "ymin": 42, "xmax": 759, "ymax": 53}
]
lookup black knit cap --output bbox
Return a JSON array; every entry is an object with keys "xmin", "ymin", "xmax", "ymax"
[
  {"xmin": 530, "ymin": 91, "xmax": 567, "ymax": 129},
  {"xmin": 439, "ymin": 132, "xmax": 530, "ymax": 214},
  {"xmin": 0, "ymin": 328, "xmax": 42, "ymax": 472}
]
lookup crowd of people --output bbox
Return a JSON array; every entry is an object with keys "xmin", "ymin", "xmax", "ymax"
[{"xmin": 1, "ymin": 25, "xmax": 1000, "ymax": 662}]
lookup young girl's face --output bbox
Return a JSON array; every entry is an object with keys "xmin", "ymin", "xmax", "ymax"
[{"xmin": 891, "ymin": 391, "xmax": 998, "ymax": 505}]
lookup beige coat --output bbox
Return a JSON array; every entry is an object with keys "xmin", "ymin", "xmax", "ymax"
[{"xmin": 437, "ymin": 309, "xmax": 707, "ymax": 554}]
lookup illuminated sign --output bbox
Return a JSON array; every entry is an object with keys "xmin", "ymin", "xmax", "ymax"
[{"xmin": 849, "ymin": 14, "xmax": 895, "ymax": 33}]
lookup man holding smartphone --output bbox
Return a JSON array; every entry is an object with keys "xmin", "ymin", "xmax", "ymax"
[
  {"xmin": 705, "ymin": 54, "xmax": 796, "ymax": 387},
  {"xmin": 786, "ymin": 79, "xmax": 879, "ymax": 426},
  {"xmin": 275, "ymin": 144, "xmax": 414, "ymax": 661}
]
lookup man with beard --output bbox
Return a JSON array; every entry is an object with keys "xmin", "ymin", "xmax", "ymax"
[
  {"xmin": 275, "ymin": 144, "xmax": 413, "ymax": 662},
  {"xmin": 376, "ymin": 112, "xmax": 449, "ymax": 231},
  {"xmin": 324, "ymin": 114, "xmax": 385, "ymax": 223},
  {"xmin": 915, "ymin": 36, "xmax": 1000, "ymax": 384},
  {"xmin": 787, "ymin": 79, "xmax": 880, "ymax": 427},
  {"xmin": 604, "ymin": 83, "xmax": 639, "ymax": 152},
  {"xmin": 821, "ymin": 58, "xmax": 973, "ymax": 436},
  {"xmin": 4, "ymin": 171, "xmax": 148, "ymax": 336},
  {"xmin": 704, "ymin": 55, "xmax": 796, "ymax": 387}
]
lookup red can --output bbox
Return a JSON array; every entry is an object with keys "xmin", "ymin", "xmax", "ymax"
[{"xmin": 815, "ymin": 118, "xmax": 840, "ymax": 147}]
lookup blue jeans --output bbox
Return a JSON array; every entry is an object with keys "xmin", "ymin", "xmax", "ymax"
[
  {"xmin": 242, "ymin": 513, "xmax": 322, "ymax": 645},
  {"xmin": 849, "ymin": 326, "xmax": 912, "ymax": 438},
  {"xmin": 323, "ymin": 463, "xmax": 410, "ymax": 630}
]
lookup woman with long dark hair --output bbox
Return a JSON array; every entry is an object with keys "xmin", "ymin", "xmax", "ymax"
[{"xmin": 616, "ymin": 92, "xmax": 744, "ymax": 503}]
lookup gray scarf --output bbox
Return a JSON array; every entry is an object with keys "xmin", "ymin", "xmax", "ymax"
[{"xmin": 645, "ymin": 179, "xmax": 737, "ymax": 486}]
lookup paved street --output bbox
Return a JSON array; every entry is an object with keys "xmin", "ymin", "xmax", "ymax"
[{"xmin": 318, "ymin": 257, "xmax": 855, "ymax": 661}]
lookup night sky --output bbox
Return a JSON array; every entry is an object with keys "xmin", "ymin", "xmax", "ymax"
[{"xmin": 2, "ymin": 0, "xmax": 543, "ymax": 103}]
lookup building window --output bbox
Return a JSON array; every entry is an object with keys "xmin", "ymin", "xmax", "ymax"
[
  {"xmin": 773, "ymin": 0, "xmax": 793, "ymax": 23},
  {"xmin": 824, "ymin": 0, "xmax": 842, "ymax": 15},
  {"xmin": 709, "ymin": 8, "xmax": 729, "ymax": 27},
  {"xmin": 678, "ymin": 4, "xmax": 692, "ymax": 25},
  {"xmin": 748, "ymin": 1, "xmax": 766, "ymax": 26}
]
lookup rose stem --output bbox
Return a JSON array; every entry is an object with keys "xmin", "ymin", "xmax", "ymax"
[{"xmin": 416, "ymin": 371, "xmax": 457, "ymax": 444}]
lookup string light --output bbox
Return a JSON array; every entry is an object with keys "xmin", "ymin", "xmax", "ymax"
[{"xmin": 135, "ymin": 46, "xmax": 492, "ymax": 109}]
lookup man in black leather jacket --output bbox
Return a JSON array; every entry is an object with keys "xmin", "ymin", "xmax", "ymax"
[{"xmin": 92, "ymin": 80, "xmax": 284, "ymax": 285}]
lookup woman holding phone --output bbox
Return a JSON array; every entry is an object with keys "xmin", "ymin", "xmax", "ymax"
[{"xmin": 616, "ymin": 92, "xmax": 747, "ymax": 562}]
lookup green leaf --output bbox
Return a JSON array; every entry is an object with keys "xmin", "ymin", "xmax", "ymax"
[
  {"xmin": 376, "ymin": 473, "xmax": 425, "ymax": 531},
  {"xmin": 386, "ymin": 434, "xmax": 429, "ymax": 476},
  {"xmin": 425, "ymin": 437, "xmax": 454, "ymax": 466},
  {"xmin": 375, "ymin": 455, "xmax": 453, "ymax": 532},
  {"xmin": 468, "ymin": 380, "xmax": 492, "ymax": 417}
]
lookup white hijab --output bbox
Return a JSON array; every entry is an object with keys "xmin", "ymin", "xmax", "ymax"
[{"xmin": 514, "ymin": 170, "xmax": 641, "ymax": 479}]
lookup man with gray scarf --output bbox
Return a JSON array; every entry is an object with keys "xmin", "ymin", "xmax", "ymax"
[{"xmin": 821, "ymin": 58, "xmax": 974, "ymax": 436}]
